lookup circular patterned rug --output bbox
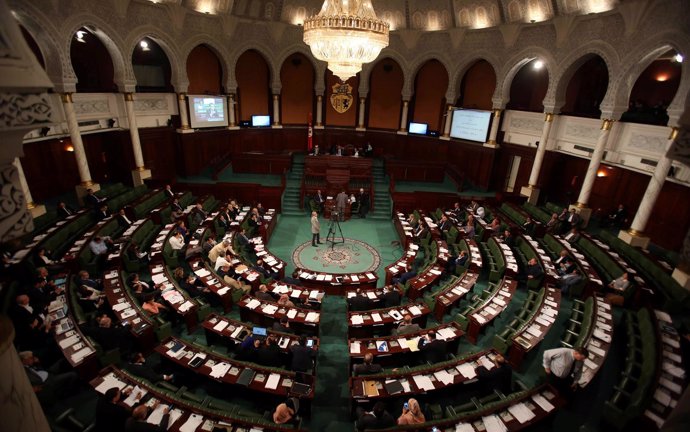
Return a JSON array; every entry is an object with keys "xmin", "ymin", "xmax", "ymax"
[{"xmin": 292, "ymin": 238, "xmax": 381, "ymax": 274}]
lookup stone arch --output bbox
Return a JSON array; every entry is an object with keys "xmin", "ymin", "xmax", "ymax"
[
  {"xmin": 405, "ymin": 53, "xmax": 453, "ymax": 99},
  {"xmin": 180, "ymin": 36, "xmax": 232, "ymax": 93},
  {"xmin": 359, "ymin": 48, "xmax": 409, "ymax": 96},
  {"xmin": 124, "ymin": 25, "xmax": 186, "ymax": 92},
  {"xmin": 550, "ymin": 40, "xmax": 619, "ymax": 113},
  {"xmin": 60, "ymin": 13, "xmax": 134, "ymax": 91},
  {"xmin": 10, "ymin": 4, "xmax": 71, "ymax": 89},
  {"xmin": 496, "ymin": 46, "xmax": 556, "ymax": 110},
  {"xmin": 452, "ymin": 52, "xmax": 501, "ymax": 98},
  {"xmin": 610, "ymin": 31, "xmax": 690, "ymax": 120},
  {"xmin": 228, "ymin": 42, "xmax": 279, "ymax": 93}
]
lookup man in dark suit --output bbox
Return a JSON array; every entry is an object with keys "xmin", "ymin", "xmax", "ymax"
[
  {"xmin": 290, "ymin": 337, "xmax": 316, "ymax": 372},
  {"xmin": 21, "ymin": 351, "xmax": 78, "ymax": 406},
  {"xmin": 336, "ymin": 190, "xmax": 348, "ymax": 221},
  {"xmin": 126, "ymin": 404, "xmax": 169, "ymax": 432},
  {"xmin": 255, "ymin": 284, "xmax": 275, "ymax": 302},
  {"xmin": 117, "ymin": 208, "xmax": 132, "ymax": 228},
  {"xmin": 525, "ymin": 258, "xmax": 544, "ymax": 281},
  {"xmin": 353, "ymin": 353, "xmax": 383, "ymax": 375},
  {"xmin": 566, "ymin": 209, "xmax": 581, "ymax": 229},
  {"xmin": 10, "ymin": 294, "xmax": 50, "ymax": 349},
  {"xmin": 348, "ymin": 289, "xmax": 372, "ymax": 311},
  {"xmin": 96, "ymin": 204, "xmax": 110, "ymax": 220},
  {"xmin": 417, "ymin": 330, "xmax": 447, "ymax": 364},
  {"xmin": 190, "ymin": 203, "xmax": 207, "ymax": 226},
  {"xmin": 438, "ymin": 215, "xmax": 452, "ymax": 232},
  {"xmin": 78, "ymin": 270, "xmax": 102, "ymax": 290},
  {"xmin": 564, "ymin": 228, "xmax": 581, "ymax": 244},
  {"xmin": 85, "ymin": 188, "xmax": 104, "ymax": 207},
  {"xmin": 124, "ymin": 352, "xmax": 173, "ymax": 383},
  {"xmin": 252, "ymin": 259, "xmax": 278, "ymax": 280},
  {"xmin": 357, "ymin": 188, "xmax": 369, "ymax": 218},
  {"xmin": 477, "ymin": 353, "xmax": 513, "ymax": 395},
  {"xmin": 57, "ymin": 202, "xmax": 75, "ymax": 218},
  {"xmin": 314, "ymin": 189, "xmax": 325, "ymax": 214},
  {"xmin": 164, "ymin": 184, "xmax": 174, "ymax": 199},
  {"xmin": 95, "ymin": 387, "xmax": 133, "ymax": 432},
  {"xmin": 382, "ymin": 287, "xmax": 401, "ymax": 307},
  {"xmin": 391, "ymin": 266, "xmax": 417, "ymax": 286},
  {"xmin": 355, "ymin": 402, "xmax": 395, "ymax": 431},
  {"xmin": 448, "ymin": 250, "xmax": 468, "ymax": 273},
  {"xmin": 272, "ymin": 317, "xmax": 295, "ymax": 334},
  {"xmin": 236, "ymin": 228, "xmax": 250, "ymax": 254}
]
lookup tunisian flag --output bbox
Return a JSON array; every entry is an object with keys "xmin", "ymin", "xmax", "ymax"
[{"xmin": 307, "ymin": 113, "xmax": 313, "ymax": 152}]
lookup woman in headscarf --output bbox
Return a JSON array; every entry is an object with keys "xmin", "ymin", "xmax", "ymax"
[{"xmin": 397, "ymin": 398, "xmax": 425, "ymax": 425}]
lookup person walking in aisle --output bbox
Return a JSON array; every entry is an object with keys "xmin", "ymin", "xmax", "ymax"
[{"xmin": 311, "ymin": 211, "xmax": 321, "ymax": 247}]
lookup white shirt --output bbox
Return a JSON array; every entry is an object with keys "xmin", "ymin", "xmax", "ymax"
[
  {"xmin": 476, "ymin": 207, "xmax": 485, "ymax": 219},
  {"xmin": 169, "ymin": 235, "xmax": 185, "ymax": 250}
]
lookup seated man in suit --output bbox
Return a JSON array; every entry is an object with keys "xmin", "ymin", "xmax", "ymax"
[
  {"xmin": 20, "ymin": 351, "xmax": 79, "ymax": 406},
  {"xmin": 393, "ymin": 314, "xmax": 421, "ymax": 336},
  {"xmin": 313, "ymin": 189, "xmax": 325, "ymax": 213},
  {"xmin": 417, "ymin": 330, "xmax": 447, "ymax": 364},
  {"xmin": 476, "ymin": 353, "xmax": 513, "ymax": 395},
  {"xmin": 447, "ymin": 250, "xmax": 469, "ymax": 273},
  {"xmin": 202, "ymin": 235, "xmax": 217, "ymax": 256},
  {"xmin": 356, "ymin": 402, "xmax": 395, "ymax": 431},
  {"xmin": 85, "ymin": 188, "xmax": 105, "ymax": 207},
  {"xmin": 126, "ymin": 403, "xmax": 169, "ymax": 432},
  {"xmin": 290, "ymin": 336, "xmax": 316, "ymax": 372},
  {"xmin": 449, "ymin": 202, "xmax": 463, "ymax": 222},
  {"xmin": 255, "ymin": 284, "xmax": 275, "ymax": 301},
  {"xmin": 525, "ymin": 258, "xmax": 544, "ymax": 282},
  {"xmin": 382, "ymin": 286, "xmax": 401, "ymax": 307},
  {"xmin": 95, "ymin": 204, "xmax": 110, "ymax": 221},
  {"xmin": 608, "ymin": 272, "xmax": 631, "ymax": 292},
  {"xmin": 170, "ymin": 198, "xmax": 184, "ymax": 221},
  {"xmin": 605, "ymin": 204, "xmax": 627, "ymax": 228},
  {"xmin": 95, "ymin": 387, "xmax": 134, "ymax": 432},
  {"xmin": 353, "ymin": 353, "xmax": 383, "ymax": 375},
  {"xmin": 438, "ymin": 215, "xmax": 452, "ymax": 233},
  {"xmin": 57, "ymin": 202, "xmax": 75, "ymax": 218},
  {"xmin": 560, "ymin": 269, "xmax": 583, "ymax": 295},
  {"xmin": 522, "ymin": 216, "xmax": 535, "ymax": 234},
  {"xmin": 164, "ymin": 184, "xmax": 174, "ymax": 199},
  {"xmin": 348, "ymin": 289, "xmax": 373, "ymax": 311},
  {"xmin": 252, "ymin": 258, "xmax": 278, "ymax": 280},
  {"xmin": 116, "ymin": 208, "xmax": 132, "ymax": 228},
  {"xmin": 391, "ymin": 264, "xmax": 417, "ymax": 286},
  {"xmin": 235, "ymin": 228, "xmax": 251, "ymax": 255},
  {"xmin": 190, "ymin": 203, "xmax": 207, "ymax": 226},
  {"xmin": 272, "ymin": 316, "xmax": 295, "ymax": 334},
  {"xmin": 501, "ymin": 229, "xmax": 515, "ymax": 247}
]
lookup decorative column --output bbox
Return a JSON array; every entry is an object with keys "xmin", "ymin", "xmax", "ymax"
[
  {"xmin": 356, "ymin": 97, "xmax": 366, "ymax": 131},
  {"xmin": 441, "ymin": 104, "xmax": 453, "ymax": 140},
  {"xmin": 520, "ymin": 112, "xmax": 556, "ymax": 204},
  {"xmin": 13, "ymin": 158, "xmax": 45, "ymax": 218},
  {"xmin": 61, "ymin": 93, "xmax": 100, "ymax": 202},
  {"xmin": 176, "ymin": 93, "xmax": 193, "ymax": 133},
  {"xmin": 618, "ymin": 128, "xmax": 678, "ymax": 249},
  {"xmin": 123, "ymin": 93, "xmax": 151, "ymax": 186},
  {"xmin": 272, "ymin": 94, "xmax": 282, "ymax": 128},
  {"xmin": 485, "ymin": 109, "xmax": 502, "ymax": 147},
  {"xmin": 227, "ymin": 93, "xmax": 238, "ymax": 129},
  {"xmin": 571, "ymin": 118, "xmax": 615, "ymax": 226},
  {"xmin": 398, "ymin": 100, "xmax": 409, "ymax": 135},
  {"xmin": 315, "ymin": 94, "xmax": 324, "ymax": 129}
]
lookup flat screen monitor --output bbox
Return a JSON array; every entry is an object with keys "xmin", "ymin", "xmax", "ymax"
[
  {"xmin": 188, "ymin": 95, "xmax": 228, "ymax": 128},
  {"xmin": 253, "ymin": 327, "xmax": 267, "ymax": 336},
  {"xmin": 408, "ymin": 122, "xmax": 428, "ymax": 135},
  {"xmin": 450, "ymin": 109, "xmax": 492, "ymax": 142},
  {"xmin": 251, "ymin": 115, "xmax": 271, "ymax": 127}
]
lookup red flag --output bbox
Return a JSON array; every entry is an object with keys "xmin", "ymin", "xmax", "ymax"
[{"xmin": 307, "ymin": 113, "xmax": 313, "ymax": 152}]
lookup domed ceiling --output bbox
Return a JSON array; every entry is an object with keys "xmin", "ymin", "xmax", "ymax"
[{"xmin": 165, "ymin": 0, "xmax": 624, "ymax": 30}]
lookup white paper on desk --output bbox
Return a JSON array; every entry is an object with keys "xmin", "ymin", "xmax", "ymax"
[
  {"xmin": 309, "ymin": 290, "xmax": 321, "ymax": 300},
  {"xmin": 306, "ymin": 312, "xmax": 319, "ymax": 323},
  {"xmin": 479, "ymin": 356, "xmax": 495, "ymax": 370},
  {"xmin": 663, "ymin": 361, "xmax": 686, "ymax": 379},
  {"xmin": 179, "ymin": 301, "xmax": 194, "ymax": 313},
  {"xmin": 584, "ymin": 358, "xmax": 598, "ymax": 370},
  {"xmin": 217, "ymin": 287, "xmax": 230, "ymax": 296},
  {"xmin": 412, "ymin": 374, "xmax": 435, "ymax": 391},
  {"xmin": 105, "ymin": 271, "xmax": 119, "ymax": 280},
  {"xmin": 366, "ymin": 273, "xmax": 376, "ymax": 280},
  {"xmin": 457, "ymin": 363, "xmax": 477, "ymax": 379},
  {"xmin": 434, "ymin": 370, "xmax": 454, "ymax": 385},
  {"xmin": 123, "ymin": 386, "xmax": 147, "ymax": 406},
  {"xmin": 437, "ymin": 328, "xmax": 456, "ymax": 341},
  {"xmin": 660, "ymin": 377, "xmax": 682, "ymax": 394},
  {"xmin": 367, "ymin": 292, "xmax": 377, "ymax": 300},
  {"xmin": 316, "ymin": 274, "xmax": 326, "ymax": 281},
  {"xmin": 371, "ymin": 313, "xmax": 382, "ymax": 323},
  {"xmin": 146, "ymin": 403, "xmax": 168, "ymax": 425},
  {"xmin": 482, "ymin": 415, "xmax": 507, "ymax": 432},
  {"xmin": 526, "ymin": 325, "xmax": 542, "ymax": 338},
  {"xmin": 409, "ymin": 306, "xmax": 422, "ymax": 316},
  {"xmin": 531, "ymin": 393, "xmax": 555, "ymax": 412},
  {"xmin": 262, "ymin": 304, "xmax": 278, "ymax": 315},
  {"xmin": 213, "ymin": 320, "xmax": 229, "ymax": 332},
  {"xmin": 95, "ymin": 373, "xmax": 127, "ymax": 393},
  {"xmin": 593, "ymin": 329, "xmax": 611, "ymax": 343},
  {"xmin": 485, "ymin": 306, "xmax": 498, "ymax": 315},
  {"xmin": 71, "ymin": 347, "xmax": 94, "ymax": 363},
  {"xmin": 230, "ymin": 326, "xmax": 244, "ymax": 339},
  {"xmin": 287, "ymin": 309, "xmax": 297, "ymax": 319},
  {"xmin": 273, "ymin": 284, "xmax": 289, "ymax": 294},
  {"xmin": 351, "ymin": 315, "xmax": 364, "ymax": 325},
  {"xmin": 168, "ymin": 408, "xmax": 184, "ymax": 427},
  {"xmin": 210, "ymin": 362, "xmax": 231, "ymax": 379},
  {"xmin": 59, "ymin": 334, "xmax": 80, "ymax": 348},
  {"xmin": 644, "ymin": 410, "xmax": 665, "ymax": 428},
  {"xmin": 266, "ymin": 373, "xmax": 281, "ymax": 390},
  {"xmin": 473, "ymin": 314, "xmax": 486, "ymax": 324},
  {"xmin": 507, "ymin": 402, "xmax": 535, "ymax": 424},
  {"xmin": 351, "ymin": 275, "xmax": 359, "ymax": 282},
  {"xmin": 536, "ymin": 317, "xmax": 552, "ymax": 327},
  {"xmin": 654, "ymin": 389, "xmax": 672, "ymax": 406},
  {"xmin": 246, "ymin": 299, "xmax": 261, "ymax": 309},
  {"xmin": 455, "ymin": 423, "xmax": 475, "ymax": 432},
  {"xmin": 662, "ymin": 336, "xmax": 681, "ymax": 349},
  {"xmin": 588, "ymin": 345, "xmax": 606, "ymax": 357},
  {"xmin": 290, "ymin": 289, "xmax": 302, "ymax": 298},
  {"xmin": 350, "ymin": 341, "xmax": 361, "ymax": 354},
  {"xmin": 179, "ymin": 413, "xmax": 204, "ymax": 432}
]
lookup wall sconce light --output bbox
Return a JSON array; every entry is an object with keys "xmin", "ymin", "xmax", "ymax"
[
  {"xmin": 533, "ymin": 60, "xmax": 544, "ymax": 70},
  {"xmin": 596, "ymin": 169, "xmax": 607, "ymax": 178},
  {"xmin": 140, "ymin": 40, "xmax": 150, "ymax": 51},
  {"xmin": 75, "ymin": 30, "xmax": 87, "ymax": 43}
]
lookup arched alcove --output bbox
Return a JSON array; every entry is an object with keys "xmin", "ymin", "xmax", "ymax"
[
  {"xmin": 279, "ymin": 53, "xmax": 314, "ymax": 125},
  {"xmin": 411, "ymin": 59, "xmax": 449, "ymax": 131},
  {"xmin": 70, "ymin": 27, "xmax": 117, "ymax": 93},
  {"xmin": 236, "ymin": 49, "xmax": 271, "ymax": 121},
  {"xmin": 187, "ymin": 44, "xmax": 223, "ymax": 95},
  {"xmin": 132, "ymin": 37, "xmax": 173, "ymax": 93},
  {"xmin": 368, "ymin": 58, "xmax": 404, "ymax": 130},
  {"xmin": 457, "ymin": 59, "xmax": 496, "ymax": 110},
  {"xmin": 561, "ymin": 56, "xmax": 609, "ymax": 118},
  {"xmin": 506, "ymin": 59, "xmax": 549, "ymax": 112}
]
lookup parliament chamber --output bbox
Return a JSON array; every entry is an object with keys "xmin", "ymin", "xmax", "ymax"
[{"xmin": 1, "ymin": 1, "xmax": 690, "ymax": 432}]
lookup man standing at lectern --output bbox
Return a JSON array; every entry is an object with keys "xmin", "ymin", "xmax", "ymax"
[{"xmin": 311, "ymin": 212, "xmax": 321, "ymax": 247}]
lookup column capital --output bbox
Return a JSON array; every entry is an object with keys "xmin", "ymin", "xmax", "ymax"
[
  {"xmin": 60, "ymin": 93, "xmax": 73, "ymax": 103},
  {"xmin": 273, "ymin": 94, "xmax": 280, "ymax": 100},
  {"xmin": 402, "ymin": 100, "xmax": 409, "ymax": 106},
  {"xmin": 177, "ymin": 93, "xmax": 187, "ymax": 101},
  {"xmin": 493, "ymin": 109, "xmax": 502, "ymax": 118},
  {"xmin": 669, "ymin": 126, "xmax": 679, "ymax": 140},
  {"xmin": 601, "ymin": 119, "xmax": 615, "ymax": 130},
  {"xmin": 575, "ymin": 201, "xmax": 588, "ymax": 209},
  {"xmin": 124, "ymin": 92, "xmax": 135, "ymax": 102},
  {"xmin": 544, "ymin": 112, "xmax": 556, "ymax": 122}
]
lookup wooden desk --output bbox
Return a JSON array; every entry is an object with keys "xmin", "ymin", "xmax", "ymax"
[
  {"xmin": 385, "ymin": 242, "xmax": 420, "ymax": 285},
  {"xmin": 521, "ymin": 234, "xmax": 560, "ymax": 285},
  {"xmin": 467, "ymin": 278, "xmax": 518, "ymax": 343},
  {"xmin": 577, "ymin": 296, "xmax": 613, "ymax": 388},
  {"xmin": 582, "ymin": 233, "xmax": 650, "ymax": 296},
  {"xmin": 508, "ymin": 285, "xmax": 561, "ymax": 369},
  {"xmin": 492, "ymin": 236, "xmax": 520, "ymax": 279},
  {"xmin": 294, "ymin": 268, "xmax": 378, "ymax": 295},
  {"xmin": 433, "ymin": 271, "xmax": 479, "ymax": 321},
  {"xmin": 267, "ymin": 281, "xmax": 325, "ymax": 307},
  {"xmin": 157, "ymin": 337, "xmax": 314, "ymax": 401},
  {"xmin": 90, "ymin": 367, "xmax": 310, "ymax": 432},
  {"xmin": 188, "ymin": 258, "xmax": 234, "ymax": 313},
  {"xmin": 348, "ymin": 322, "xmax": 464, "ymax": 368},
  {"xmin": 348, "ymin": 303, "xmax": 430, "ymax": 339},
  {"xmin": 345, "ymin": 286, "xmax": 403, "ymax": 310},
  {"xmin": 150, "ymin": 263, "xmax": 199, "ymax": 333},
  {"xmin": 407, "ymin": 240, "xmax": 450, "ymax": 301},
  {"xmin": 237, "ymin": 295, "xmax": 321, "ymax": 336},
  {"xmin": 250, "ymin": 235, "xmax": 286, "ymax": 279},
  {"xmin": 102, "ymin": 269, "xmax": 156, "ymax": 350},
  {"xmin": 393, "ymin": 212, "xmax": 415, "ymax": 249},
  {"xmin": 549, "ymin": 234, "xmax": 604, "ymax": 295}
]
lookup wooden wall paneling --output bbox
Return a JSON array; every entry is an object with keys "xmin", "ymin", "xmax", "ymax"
[
  {"xmin": 186, "ymin": 45, "xmax": 223, "ymax": 95},
  {"xmin": 236, "ymin": 50, "xmax": 271, "ymax": 121},
  {"xmin": 411, "ymin": 60, "xmax": 448, "ymax": 132},
  {"xmin": 280, "ymin": 53, "xmax": 314, "ymax": 125},
  {"xmin": 21, "ymin": 139, "xmax": 81, "ymax": 201},
  {"xmin": 140, "ymin": 127, "xmax": 177, "ymax": 181},
  {"xmin": 368, "ymin": 58, "xmax": 404, "ymax": 130}
]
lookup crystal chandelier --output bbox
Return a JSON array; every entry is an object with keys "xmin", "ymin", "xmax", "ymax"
[{"xmin": 303, "ymin": 0, "xmax": 390, "ymax": 81}]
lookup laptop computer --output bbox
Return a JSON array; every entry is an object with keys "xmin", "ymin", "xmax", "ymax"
[{"xmin": 252, "ymin": 327, "xmax": 267, "ymax": 337}]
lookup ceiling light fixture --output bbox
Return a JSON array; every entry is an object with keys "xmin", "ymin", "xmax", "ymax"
[
  {"xmin": 75, "ymin": 30, "xmax": 86, "ymax": 43},
  {"xmin": 674, "ymin": 53, "xmax": 684, "ymax": 63},
  {"xmin": 533, "ymin": 60, "xmax": 544, "ymax": 70},
  {"xmin": 303, "ymin": 0, "xmax": 390, "ymax": 82},
  {"xmin": 140, "ymin": 40, "xmax": 150, "ymax": 51}
]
